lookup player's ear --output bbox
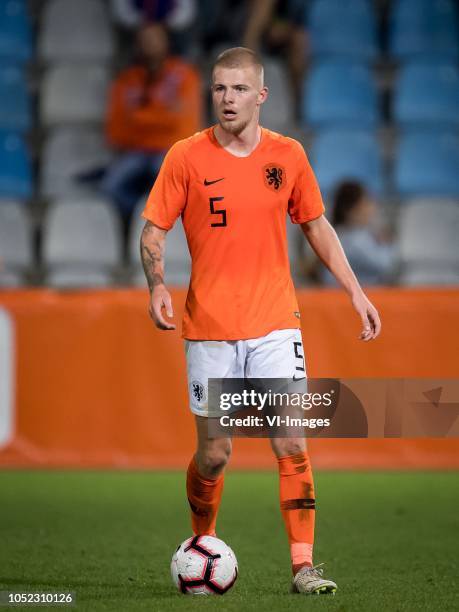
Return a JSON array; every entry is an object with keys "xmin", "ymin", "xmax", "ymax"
[{"xmin": 258, "ymin": 86, "xmax": 269, "ymax": 106}]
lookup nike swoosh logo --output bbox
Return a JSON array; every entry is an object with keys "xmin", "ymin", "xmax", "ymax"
[
  {"xmin": 204, "ymin": 177, "xmax": 225, "ymax": 186},
  {"xmin": 293, "ymin": 375, "xmax": 305, "ymax": 382}
]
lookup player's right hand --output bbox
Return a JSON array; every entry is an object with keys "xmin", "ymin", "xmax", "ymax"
[
  {"xmin": 351, "ymin": 291, "xmax": 381, "ymax": 341},
  {"xmin": 149, "ymin": 285, "xmax": 176, "ymax": 330}
]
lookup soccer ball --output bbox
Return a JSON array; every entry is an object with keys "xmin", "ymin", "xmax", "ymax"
[{"xmin": 171, "ymin": 535, "xmax": 238, "ymax": 595}]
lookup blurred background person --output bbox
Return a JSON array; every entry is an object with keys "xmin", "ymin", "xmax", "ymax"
[
  {"xmin": 102, "ymin": 22, "xmax": 201, "ymax": 224},
  {"xmin": 321, "ymin": 181, "xmax": 396, "ymax": 287},
  {"xmin": 111, "ymin": 0, "xmax": 198, "ymax": 57},
  {"xmin": 243, "ymin": 0, "xmax": 309, "ymax": 121},
  {"xmin": 197, "ymin": 0, "xmax": 308, "ymax": 123}
]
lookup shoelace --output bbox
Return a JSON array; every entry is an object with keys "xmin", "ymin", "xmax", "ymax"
[{"xmin": 300, "ymin": 563, "xmax": 325, "ymax": 579}]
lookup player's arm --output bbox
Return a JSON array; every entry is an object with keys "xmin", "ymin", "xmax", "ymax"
[
  {"xmin": 140, "ymin": 221, "xmax": 176, "ymax": 331},
  {"xmin": 300, "ymin": 215, "xmax": 381, "ymax": 341}
]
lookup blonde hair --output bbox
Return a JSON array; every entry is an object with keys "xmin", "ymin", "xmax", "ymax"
[{"xmin": 213, "ymin": 47, "xmax": 264, "ymax": 83}]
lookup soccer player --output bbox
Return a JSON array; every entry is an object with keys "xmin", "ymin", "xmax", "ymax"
[{"xmin": 140, "ymin": 47, "xmax": 381, "ymax": 595}]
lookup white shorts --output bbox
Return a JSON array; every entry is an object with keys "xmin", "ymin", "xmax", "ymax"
[{"xmin": 185, "ymin": 328, "xmax": 306, "ymax": 417}]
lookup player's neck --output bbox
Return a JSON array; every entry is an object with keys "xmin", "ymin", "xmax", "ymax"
[{"xmin": 213, "ymin": 122, "xmax": 262, "ymax": 158}]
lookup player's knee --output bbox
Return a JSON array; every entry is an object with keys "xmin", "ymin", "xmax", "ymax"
[
  {"xmin": 271, "ymin": 438, "xmax": 306, "ymax": 458},
  {"xmin": 198, "ymin": 444, "xmax": 231, "ymax": 478}
]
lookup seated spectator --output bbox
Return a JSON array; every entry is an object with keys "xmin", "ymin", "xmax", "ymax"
[
  {"xmin": 321, "ymin": 181, "xmax": 395, "ymax": 286},
  {"xmin": 111, "ymin": 0, "xmax": 197, "ymax": 56},
  {"xmin": 102, "ymin": 22, "xmax": 201, "ymax": 221},
  {"xmin": 243, "ymin": 0, "xmax": 309, "ymax": 121},
  {"xmin": 199, "ymin": 0, "xmax": 308, "ymax": 121}
]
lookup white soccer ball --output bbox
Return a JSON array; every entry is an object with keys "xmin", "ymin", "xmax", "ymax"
[{"xmin": 171, "ymin": 535, "xmax": 238, "ymax": 595}]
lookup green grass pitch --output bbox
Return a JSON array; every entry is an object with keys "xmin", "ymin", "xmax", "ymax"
[{"xmin": 1, "ymin": 470, "xmax": 458, "ymax": 611}]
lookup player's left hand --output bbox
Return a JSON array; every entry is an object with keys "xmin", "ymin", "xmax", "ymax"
[{"xmin": 351, "ymin": 291, "xmax": 381, "ymax": 341}]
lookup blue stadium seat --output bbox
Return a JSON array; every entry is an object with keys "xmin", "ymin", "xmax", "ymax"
[
  {"xmin": 0, "ymin": 64, "xmax": 31, "ymax": 131},
  {"xmin": 0, "ymin": 0, "xmax": 32, "ymax": 63},
  {"xmin": 395, "ymin": 132, "xmax": 459, "ymax": 197},
  {"xmin": 309, "ymin": 0, "xmax": 378, "ymax": 60},
  {"xmin": 311, "ymin": 130, "xmax": 383, "ymax": 197},
  {"xmin": 0, "ymin": 132, "xmax": 32, "ymax": 199},
  {"xmin": 303, "ymin": 61, "xmax": 378, "ymax": 129},
  {"xmin": 394, "ymin": 62, "xmax": 459, "ymax": 128},
  {"xmin": 389, "ymin": 0, "xmax": 459, "ymax": 60}
]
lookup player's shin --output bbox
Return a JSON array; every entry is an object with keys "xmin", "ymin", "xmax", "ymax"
[
  {"xmin": 186, "ymin": 456, "xmax": 224, "ymax": 536},
  {"xmin": 277, "ymin": 451, "xmax": 315, "ymax": 575}
]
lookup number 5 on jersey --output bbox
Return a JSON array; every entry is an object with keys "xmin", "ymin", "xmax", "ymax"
[{"xmin": 209, "ymin": 197, "xmax": 227, "ymax": 227}]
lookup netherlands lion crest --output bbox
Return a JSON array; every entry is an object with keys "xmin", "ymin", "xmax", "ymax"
[
  {"xmin": 263, "ymin": 164, "xmax": 286, "ymax": 191},
  {"xmin": 191, "ymin": 380, "xmax": 206, "ymax": 403}
]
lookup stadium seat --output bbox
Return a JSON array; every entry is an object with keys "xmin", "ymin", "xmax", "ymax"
[
  {"xmin": 395, "ymin": 132, "xmax": 459, "ymax": 197},
  {"xmin": 286, "ymin": 220, "xmax": 306, "ymax": 283},
  {"xmin": 309, "ymin": 0, "xmax": 378, "ymax": 60},
  {"xmin": 45, "ymin": 267, "xmax": 116, "ymax": 288},
  {"xmin": 389, "ymin": 0, "xmax": 459, "ymax": 60},
  {"xmin": 161, "ymin": 221, "xmax": 191, "ymax": 286},
  {"xmin": 0, "ymin": 64, "xmax": 31, "ymax": 131},
  {"xmin": 39, "ymin": 0, "xmax": 115, "ymax": 62},
  {"xmin": 400, "ymin": 266, "xmax": 459, "ymax": 286},
  {"xmin": 129, "ymin": 200, "xmax": 148, "ymax": 267},
  {"xmin": 42, "ymin": 197, "xmax": 122, "ymax": 288},
  {"xmin": 131, "ymin": 222, "xmax": 150, "ymax": 287},
  {"xmin": 0, "ymin": 200, "xmax": 32, "ymax": 286},
  {"xmin": 0, "ymin": 268, "xmax": 25, "ymax": 287},
  {"xmin": 303, "ymin": 61, "xmax": 378, "ymax": 129},
  {"xmin": 40, "ymin": 63, "xmax": 110, "ymax": 126},
  {"xmin": 0, "ymin": 0, "xmax": 32, "ymax": 63},
  {"xmin": 129, "ymin": 200, "xmax": 191, "ymax": 287},
  {"xmin": 0, "ymin": 132, "xmax": 32, "ymax": 199},
  {"xmin": 394, "ymin": 62, "xmax": 459, "ymax": 128},
  {"xmin": 260, "ymin": 57, "xmax": 294, "ymax": 133},
  {"xmin": 287, "ymin": 220, "xmax": 301, "ymax": 264},
  {"xmin": 41, "ymin": 128, "xmax": 112, "ymax": 198},
  {"xmin": 397, "ymin": 198, "xmax": 459, "ymax": 285},
  {"xmin": 311, "ymin": 130, "xmax": 383, "ymax": 197}
]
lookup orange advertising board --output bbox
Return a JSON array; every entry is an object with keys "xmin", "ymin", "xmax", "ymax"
[{"xmin": 0, "ymin": 288, "xmax": 457, "ymax": 470}]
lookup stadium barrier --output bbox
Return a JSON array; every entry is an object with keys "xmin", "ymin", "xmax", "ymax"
[{"xmin": 0, "ymin": 288, "xmax": 458, "ymax": 470}]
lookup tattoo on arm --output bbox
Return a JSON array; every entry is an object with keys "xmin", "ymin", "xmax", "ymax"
[{"xmin": 140, "ymin": 222, "xmax": 166, "ymax": 291}]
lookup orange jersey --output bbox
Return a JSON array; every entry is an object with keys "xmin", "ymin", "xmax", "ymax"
[
  {"xmin": 106, "ymin": 58, "xmax": 201, "ymax": 152},
  {"xmin": 142, "ymin": 127, "xmax": 325, "ymax": 340}
]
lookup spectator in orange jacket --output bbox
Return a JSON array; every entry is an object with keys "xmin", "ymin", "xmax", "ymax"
[{"xmin": 102, "ymin": 22, "xmax": 202, "ymax": 220}]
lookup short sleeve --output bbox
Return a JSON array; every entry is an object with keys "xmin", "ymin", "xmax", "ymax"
[
  {"xmin": 142, "ymin": 140, "xmax": 189, "ymax": 230},
  {"xmin": 288, "ymin": 141, "xmax": 325, "ymax": 224}
]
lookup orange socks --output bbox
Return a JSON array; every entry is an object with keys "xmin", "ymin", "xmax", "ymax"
[
  {"xmin": 277, "ymin": 451, "xmax": 315, "ymax": 575},
  {"xmin": 186, "ymin": 451, "xmax": 314, "ymax": 575},
  {"xmin": 186, "ymin": 456, "xmax": 224, "ymax": 536}
]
